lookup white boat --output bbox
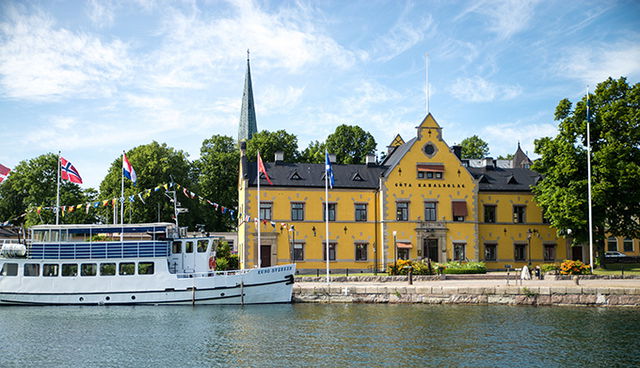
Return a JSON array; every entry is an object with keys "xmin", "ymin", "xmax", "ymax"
[{"xmin": 0, "ymin": 223, "xmax": 295, "ymax": 305}]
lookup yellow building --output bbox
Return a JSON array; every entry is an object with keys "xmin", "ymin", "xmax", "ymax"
[{"xmin": 237, "ymin": 114, "xmax": 638, "ymax": 272}]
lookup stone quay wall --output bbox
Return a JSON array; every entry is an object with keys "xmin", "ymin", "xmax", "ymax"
[{"xmin": 292, "ymin": 284, "xmax": 640, "ymax": 307}]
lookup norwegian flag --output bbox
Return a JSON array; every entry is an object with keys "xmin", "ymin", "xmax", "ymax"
[
  {"xmin": 0, "ymin": 163, "xmax": 10, "ymax": 183},
  {"xmin": 60, "ymin": 157, "xmax": 83, "ymax": 184}
]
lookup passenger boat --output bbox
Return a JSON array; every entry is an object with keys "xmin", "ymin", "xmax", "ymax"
[{"xmin": 0, "ymin": 222, "xmax": 295, "ymax": 305}]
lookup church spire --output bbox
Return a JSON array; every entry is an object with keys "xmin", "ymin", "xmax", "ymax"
[{"xmin": 238, "ymin": 50, "xmax": 258, "ymax": 143}]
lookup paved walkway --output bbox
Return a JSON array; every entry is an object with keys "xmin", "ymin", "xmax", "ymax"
[{"xmin": 297, "ymin": 278, "xmax": 640, "ymax": 289}]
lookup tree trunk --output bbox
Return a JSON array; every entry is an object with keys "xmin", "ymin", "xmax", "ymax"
[{"xmin": 595, "ymin": 226, "xmax": 606, "ymax": 270}]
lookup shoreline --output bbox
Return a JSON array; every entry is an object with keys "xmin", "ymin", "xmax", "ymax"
[{"xmin": 292, "ymin": 278, "xmax": 640, "ymax": 307}]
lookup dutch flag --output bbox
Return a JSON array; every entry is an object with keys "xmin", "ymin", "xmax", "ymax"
[{"xmin": 123, "ymin": 152, "xmax": 137, "ymax": 185}]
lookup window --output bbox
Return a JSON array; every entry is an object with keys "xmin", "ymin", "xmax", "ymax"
[
  {"xmin": 139, "ymin": 262, "xmax": 155, "ymax": 275},
  {"xmin": 1, "ymin": 263, "xmax": 18, "ymax": 276},
  {"xmin": 323, "ymin": 203, "xmax": 336, "ymax": 222},
  {"xmin": 355, "ymin": 243, "xmax": 368, "ymax": 261},
  {"xmin": 185, "ymin": 241, "xmax": 194, "ymax": 253},
  {"xmin": 43, "ymin": 264, "xmax": 59, "ymax": 277},
  {"xmin": 119, "ymin": 262, "xmax": 135, "ymax": 275},
  {"xmin": 100, "ymin": 263, "xmax": 116, "ymax": 276},
  {"xmin": 452, "ymin": 201, "xmax": 467, "ymax": 222},
  {"xmin": 417, "ymin": 171, "xmax": 443, "ymax": 179},
  {"xmin": 514, "ymin": 244, "xmax": 526, "ymax": 261},
  {"xmin": 513, "ymin": 206, "xmax": 526, "ymax": 223},
  {"xmin": 291, "ymin": 203, "xmax": 305, "ymax": 221},
  {"xmin": 197, "ymin": 240, "xmax": 208, "ymax": 253},
  {"xmin": 323, "ymin": 243, "xmax": 337, "ymax": 261},
  {"xmin": 293, "ymin": 242, "xmax": 304, "ymax": 261},
  {"xmin": 424, "ymin": 202, "xmax": 437, "ymax": 221},
  {"xmin": 398, "ymin": 248, "xmax": 410, "ymax": 260},
  {"xmin": 485, "ymin": 244, "xmax": 497, "ymax": 261},
  {"xmin": 544, "ymin": 244, "xmax": 556, "ymax": 262},
  {"xmin": 259, "ymin": 202, "xmax": 272, "ymax": 220},
  {"xmin": 62, "ymin": 264, "xmax": 78, "ymax": 277},
  {"xmin": 484, "ymin": 205, "xmax": 496, "ymax": 223},
  {"xmin": 81, "ymin": 263, "xmax": 97, "ymax": 277},
  {"xmin": 453, "ymin": 243, "xmax": 466, "ymax": 261},
  {"xmin": 623, "ymin": 238, "xmax": 634, "ymax": 252},
  {"xmin": 396, "ymin": 202, "xmax": 409, "ymax": 221},
  {"xmin": 172, "ymin": 241, "xmax": 182, "ymax": 254},
  {"xmin": 355, "ymin": 204, "xmax": 368, "ymax": 222},
  {"xmin": 607, "ymin": 237, "xmax": 618, "ymax": 251},
  {"xmin": 24, "ymin": 263, "xmax": 40, "ymax": 277}
]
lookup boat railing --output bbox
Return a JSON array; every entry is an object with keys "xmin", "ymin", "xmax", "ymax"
[{"xmin": 176, "ymin": 269, "xmax": 251, "ymax": 279}]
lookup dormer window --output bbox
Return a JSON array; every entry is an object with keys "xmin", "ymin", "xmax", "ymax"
[
  {"xmin": 289, "ymin": 171, "xmax": 303, "ymax": 180},
  {"xmin": 352, "ymin": 172, "xmax": 364, "ymax": 181}
]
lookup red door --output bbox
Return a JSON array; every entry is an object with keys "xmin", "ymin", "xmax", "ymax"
[{"xmin": 260, "ymin": 245, "xmax": 271, "ymax": 267}]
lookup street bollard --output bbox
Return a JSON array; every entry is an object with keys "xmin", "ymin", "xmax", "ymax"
[{"xmin": 408, "ymin": 268, "xmax": 413, "ymax": 285}]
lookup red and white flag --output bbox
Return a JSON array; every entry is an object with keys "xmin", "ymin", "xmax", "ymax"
[
  {"xmin": 0, "ymin": 163, "xmax": 10, "ymax": 183},
  {"xmin": 257, "ymin": 152, "xmax": 273, "ymax": 185},
  {"xmin": 60, "ymin": 157, "xmax": 83, "ymax": 184}
]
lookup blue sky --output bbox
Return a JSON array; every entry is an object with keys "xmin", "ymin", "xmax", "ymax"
[{"xmin": 1, "ymin": 0, "xmax": 639, "ymax": 189}]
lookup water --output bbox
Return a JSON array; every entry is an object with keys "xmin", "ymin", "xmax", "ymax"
[{"xmin": 0, "ymin": 304, "xmax": 638, "ymax": 367}]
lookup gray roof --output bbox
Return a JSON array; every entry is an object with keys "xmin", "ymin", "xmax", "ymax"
[
  {"xmin": 467, "ymin": 167, "xmax": 541, "ymax": 192},
  {"xmin": 238, "ymin": 55, "xmax": 258, "ymax": 143},
  {"xmin": 380, "ymin": 137, "xmax": 416, "ymax": 177},
  {"xmin": 243, "ymin": 160, "xmax": 385, "ymax": 189}
]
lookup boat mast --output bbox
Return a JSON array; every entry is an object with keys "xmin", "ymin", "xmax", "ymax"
[{"xmin": 56, "ymin": 151, "xmax": 61, "ymax": 225}]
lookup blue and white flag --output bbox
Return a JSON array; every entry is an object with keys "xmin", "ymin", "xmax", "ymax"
[
  {"xmin": 122, "ymin": 152, "xmax": 137, "ymax": 185},
  {"xmin": 325, "ymin": 151, "xmax": 334, "ymax": 189}
]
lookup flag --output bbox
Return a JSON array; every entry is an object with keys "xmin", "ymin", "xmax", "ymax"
[
  {"xmin": 325, "ymin": 151, "xmax": 334, "ymax": 189},
  {"xmin": 257, "ymin": 152, "xmax": 273, "ymax": 185},
  {"xmin": 122, "ymin": 153, "xmax": 137, "ymax": 185},
  {"xmin": 0, "ymin": 163, "xmax": 10, "ymax": 183},
  {"xmin": 60, "ymin": 157, "xmax": 83, "ymax": 184}
]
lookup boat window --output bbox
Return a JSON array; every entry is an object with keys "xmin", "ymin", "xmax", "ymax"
[
  {"xmin": 186, "ymin": 241, "xmax": 194, "ymax": 253},
  {"xmin": 138, "ymin": 262, "xmax": 154, "ymax": 275},
  {"xmin": 100, "ymin": 263, "xmax": 116, "ymax": 276},
  {"xmin": 43, "ymin": 264, "xmax": 59, "ymax": 277},
  {"xmin": 33, "ymin": 230, "xmax": 46, "ymax": 242},
  {"xmin": 172, "ymin": 241, "xmax": 182, "ymax": 254},
  {"xmin": 24, "ymin": 263, "xmax": 40, "ymax": 277},
  {"xmin": 119, "ymin": 262, "xmax": 135, "ymax": 276},
  {"xmin": 197, "ymin": 240, "xmax": 208, "ymax": 253},
  {"xmin": 81, "ymin": 263, "xmax": 97, "ymax": 277},
  {"xmin": 1, "ymin": 263, "xmax": 18, "ymax": 276},
  {"xmin": 62, "ymin": 264, "xmax": 78, "ymax": 277}
]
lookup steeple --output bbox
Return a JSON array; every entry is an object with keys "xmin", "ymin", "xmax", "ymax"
[
  {"xmin": 238, "ymin": 50, "xmax": 258, "ymax": 143},
  {"xmin": 512, "ymin": 142, "xmax": 533, "ymax": 169}
]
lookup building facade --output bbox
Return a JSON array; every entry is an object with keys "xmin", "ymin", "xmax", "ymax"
[{"xmin": 237, "ymin": 114, "xmax": 638, "ymax": 272}]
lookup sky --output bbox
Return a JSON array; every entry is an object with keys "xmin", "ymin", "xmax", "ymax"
[{"xmin": 1, "ymin": 0, "xmax": 639, "ymax": 189}]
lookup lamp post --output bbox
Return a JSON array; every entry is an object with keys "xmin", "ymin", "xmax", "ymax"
[
  {"xmin": 527, "ymin": 229, "xmax": 538, "ymax": 266},
  {"xmin": 393, "ymin": 231, "xmax": 397, "ymax": 270}
]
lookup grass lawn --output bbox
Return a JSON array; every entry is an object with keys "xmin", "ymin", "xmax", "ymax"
[{"xmin": 593, "ymin": 263, "xmax": 640, "ymax": 275}]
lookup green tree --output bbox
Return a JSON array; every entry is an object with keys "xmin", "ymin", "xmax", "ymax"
[
  {"xmin": 325, "ymin": 124, "xmax": 377, "ymax": 164},
  {"xmin": 0, "ymin": 153, "xmax": 96, "ymax": 226},
  {"xmin": 194, "ymin": 135, "xmax": 239, "ymax": 232},
  {"xmin": 497, "ymin": 153, "xmax": 514, "ymax": 160},
  {"xmin": 246, "ymin": 130, "xmax": 299, "ymax": 163},
  {"xmin": 459, "ymin": 135, "xmax": 490, "ymax": 159},
  {"xmin": 98, "ymin": 142, "xmax": 198, "ymax": 229},
  {"xmin": 532, "ymin": 77, "xmax": 640, "ymax": 267},
  {"xmin": 299, "ymin": 140, "xmax": 326, "ymax": 163}
]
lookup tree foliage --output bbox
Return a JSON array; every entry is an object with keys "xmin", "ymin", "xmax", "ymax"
[
  {"xmin": 299, "ymin": 140, "xmax": 326, "ymax": 164},
  {"xmin": 0, "ymin": 153, "xmax": 96, "ymax": 226},
  {"xmin": 194, "ymin": 135, "xmax": 239, "ymax": 232},
  {"xmin": 98, "ymin": 142, "xmax": 198, "ymax": 228},
  {"xmin": 460, "ymin": 135, "xmax": 490, "ymax": 159},
  {"xmin": 497, "ymin": 153, "xmax": 514, "ymax": 160},
  {"xmin": 325, "ymin": 124, "xmax": 376, "ymax": 164},
  {"xmin": 532, "ymin": 77, "xmax": 640, "ymax": 266},
  {"xmin": 246, "ymin": 130, "xmax": 299, "ymax": 163}
]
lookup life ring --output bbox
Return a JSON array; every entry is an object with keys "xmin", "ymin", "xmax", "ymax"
[{"xmin": 209, "ymin": 256, "xmax": 216, "ymax": 270}]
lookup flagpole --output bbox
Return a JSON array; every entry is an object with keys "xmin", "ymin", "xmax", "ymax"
[
  {"xmin": 587, "ymin": 87, "xmax": 594, "ymax": 269},
  {"xmin": 56, "ymin": 151, "xmax": 61, "ymax": 225},
  {"xmin": 425, "ymin": 52, "xmax": 429, "ymax": 115},
  {"xmin": 325, "ymin": 167, "xmax": 330, "ymax": 285},
  {"xmin": 257, "ymin": 151, "xmax": 261, "ymax": 268},
  {"xmin": 120, "ymin": 151, "xmax": 125, "ymax": 241}
]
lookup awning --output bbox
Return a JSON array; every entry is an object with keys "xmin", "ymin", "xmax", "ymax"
[
  {"xmin": 452, "ymin": 201, "xmax": 468, "ymax": 217},
  {"xmin": 396, "ymin": 241, "xmax": 413, "ymax": 249},
  {"xmin": 417, "ymin": 164, "xmax": 444, "ymax": 172}
]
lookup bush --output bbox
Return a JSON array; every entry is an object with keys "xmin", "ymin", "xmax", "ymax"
[
  {"xmin": 437, "ymin": 261, "xmax": 487, "ymax": 274},
  {"xmin": 386, "ymin": 259, "xmax": 436, "ymax": 275},
  {"xmin": 540, "ymin": 263, "xmax": 560, "ymax": 273},
  {"xmin": 559, "ymin": 259, "xmax": 591, "ymax": 275}
]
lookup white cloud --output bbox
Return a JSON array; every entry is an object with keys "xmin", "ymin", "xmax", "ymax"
[
  {"xmin": 555, "ymin": 41, "xmax": 640, "ymax": 85},
  {"xmin": 449, "ymin": 76, "xmax": 521, "ymax": 102},
  {"xmin": 259, "ymin": 85, "xmax": 305, "ymax": 116},
  {"xmin": 0, "ymin": 6, "xmax": 131, "ymax": 101},
  {"xmin": 372, "ymin": 12, "xmax": 435, "ymax": 62},
  {"xmin": 87, "ymin": 0, "xmax": 116, "ymax": 28},
  {"xmin": 482, "ymin": 115, "xmax": 557, "ymax": 157},
  {"xmin": 457, "ymin": 0, "xmax": 539, "ymax": 39}
]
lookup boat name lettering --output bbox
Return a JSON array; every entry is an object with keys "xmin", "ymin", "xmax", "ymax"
[{"xmin": 257, "ymin": 266, "xmax": 292, "ymax": 274}]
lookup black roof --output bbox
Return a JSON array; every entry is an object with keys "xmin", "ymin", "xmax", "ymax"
[
  {"xmin": 243, "ymin": 159, "xmax": 385, "ymax": 189},
  {"xmin": 467, "ymin": 167, "xmax": 541, "ymax": 192}
]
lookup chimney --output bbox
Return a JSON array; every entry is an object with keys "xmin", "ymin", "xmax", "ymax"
[
  {"xmin": 365, "ymin": 154, "xmax": 376, "ymax": 166},
  {"xmin": 274, "ymin": 151, "xmax": 284, "ymax": 165},
  {"xmin": 452, "ymin": 145, "xmax": 462, "ymax": 160},
  {"xmin": 483, "ymin": 157, "xmax": 495, "ymax": 169},
  {"xmin": 328, "ymin": 153, "xmax": 337, "ymax": 163}
]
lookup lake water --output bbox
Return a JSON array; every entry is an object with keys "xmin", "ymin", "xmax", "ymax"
[{"xmin": 0, "ymin": 304, "xmax": 638, "ymax": 367}]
